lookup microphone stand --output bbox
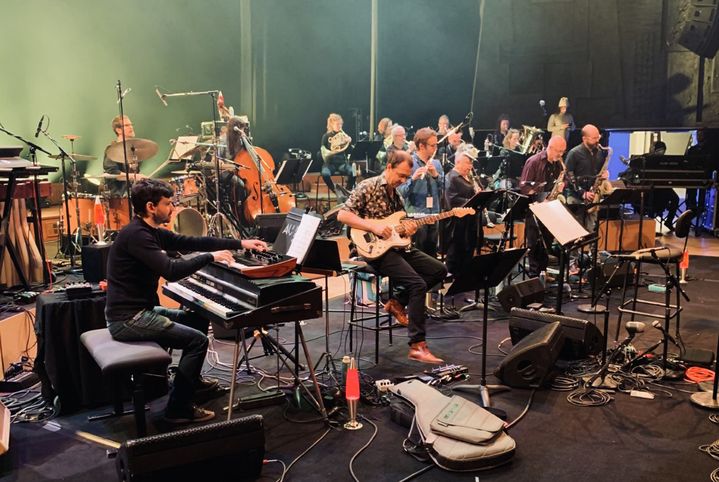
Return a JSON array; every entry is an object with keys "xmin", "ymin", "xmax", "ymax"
[
  {"xmin": 156, "ymin": 88, "xmax": 224, "ymax": 235},
  {"xmin": 116, "ymin": 80, "xmax": 134, "ymax": 221}
]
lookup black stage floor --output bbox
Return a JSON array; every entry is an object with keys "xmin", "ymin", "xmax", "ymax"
[{"xmin": 4, "ymin": 256, "xmax": 719, "ymax": 481}]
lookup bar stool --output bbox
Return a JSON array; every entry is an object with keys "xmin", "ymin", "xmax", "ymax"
[
  {"xmin": 615, "ymin": 210, "xmax": 694, "ymax": 366},
  {"xmin": 348, "ymin": 263, "xmax": 400, "ymax": 364}
]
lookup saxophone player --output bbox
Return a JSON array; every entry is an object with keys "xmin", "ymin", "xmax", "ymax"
[
  {"xmin": 444, "ymin": 151, "xmax": 480, "ymax": 277},
  {"xmin": 320, "ymin": 113, "xmax": 355, "ymax": 196},
  {"xmin": 519, "ymin": 136, "xmax": 567, "ymax": 278}
]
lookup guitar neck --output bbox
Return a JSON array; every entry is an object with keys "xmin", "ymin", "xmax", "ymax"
[{"xmin": 407, "ymin": 210, "xmax": 457, "ymax": 227}]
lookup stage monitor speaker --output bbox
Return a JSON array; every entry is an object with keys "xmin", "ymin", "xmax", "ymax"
[
  {"xmin": 676, "ymin": 0, "xmax": 719, "ymax": 58},
  {"xmin": 495, "ymin": 321, "xmax": 564, "ymax": 388},
  {"xmin": 497, "ymin": 277, "xmax": 545, "ymax": 312},
  {"xmin": 509, "ymin": 307, "xmax": 603, "ymax": 360},
  {"xmin": 116, "ymin": 415, "xmax": 265, "ymax": 482},
  {"xmin": 82, "ymin": 242, "xmax": 112, "ymax": 282}
]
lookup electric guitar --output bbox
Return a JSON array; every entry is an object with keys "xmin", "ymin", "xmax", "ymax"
[{"xmin": 350, "ymin": 208, "xmax": 475, "ymax": 260}]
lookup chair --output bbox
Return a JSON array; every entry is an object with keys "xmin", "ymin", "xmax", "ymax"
[
  {"xmin": 615, "ymin": 210, "xmax": 694, "ymax": 366},
  {"xmin": 81, "ymin": 328, "xmax": 171, "ymax": 436},
  {"xmin": 348, "ymin": 263, "xmax": 400, "ymax": 364}
]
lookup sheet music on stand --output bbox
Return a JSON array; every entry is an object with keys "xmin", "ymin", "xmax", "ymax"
[
  {"xmin": 530, "ymin": 200, "xmax": 590, "ymax": 247},
  {"xmin": 273, "ymin": 208, "xmax": 322, "ymax": 265}
]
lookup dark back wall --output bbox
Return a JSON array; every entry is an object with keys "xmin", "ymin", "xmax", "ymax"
[{"xmin": 0, "ymin": 0, "xmax": 710, "ymax": 181}]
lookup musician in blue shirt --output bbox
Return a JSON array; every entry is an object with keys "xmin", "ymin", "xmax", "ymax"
[{"xmin": 397, "ymin": 127, "xmax": 444, "ymax": 257}]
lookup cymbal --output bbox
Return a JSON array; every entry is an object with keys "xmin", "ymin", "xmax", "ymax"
[
  {"xmin": 62, "ymin": 134, "xmax": 81, "ymax": 141},
  {"xmin": 84, "ymin": 173, "xmax": 119, "ymax": 179},
  {"xmin": 105, "ymin": 138, "xmax": 158, "ymax": 163},
  {"xmin": 170, "ymin": 170, "xmax": 202, "ymax": 175},
  {"xmin": 49, "ymin": 153, "xmax": 97, "ymax": 161}
]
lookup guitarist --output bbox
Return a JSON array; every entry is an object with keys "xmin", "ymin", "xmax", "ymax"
[
  {"xmin": 338, "ymin": 150, "xmax": 448, "ymax": 364},
  {"xmin": 564, "ymin": 124, "xmax": 610, "ymax": 232}
]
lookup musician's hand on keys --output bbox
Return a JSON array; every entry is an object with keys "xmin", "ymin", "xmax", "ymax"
[
  {"xmin": 601, "ymin": 170, "xmax": 610, "ymax": 180},
  {"xmin": 372, "ymin": 223, "xmax": 393, "ymax": 240},
  {"xmin": 241, "ymin": 239, "xmax": 268, "ymax": 251},
  {"xmin": 212, "ymin": 250, "xmax": 235, "ymax": 265},
  {"xmin": 426, "ymin": 163, "xmax": 438, "ymax": 178}
]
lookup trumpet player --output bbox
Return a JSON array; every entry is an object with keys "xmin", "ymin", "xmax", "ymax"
[
  {"xmin": 320, "ymin": 113, "xmax": 355, "ymax": 195},
  {"xmin": 444, "ymin": 151, "xmax": 480, "ymax": 277}
]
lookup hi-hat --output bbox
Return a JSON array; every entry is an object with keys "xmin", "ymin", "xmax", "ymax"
[
  {"xmin": 105, "ymin": 138, "xmax": 158, "ymax": 163},
  {"xmin": 49, "ymin": 153, "xmax": 97, "ymax": 161}
]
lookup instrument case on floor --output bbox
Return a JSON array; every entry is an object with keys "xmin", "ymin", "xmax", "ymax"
[{"xmin": 389, "ymin": 380, "xmax": 515, "ymax": 472}]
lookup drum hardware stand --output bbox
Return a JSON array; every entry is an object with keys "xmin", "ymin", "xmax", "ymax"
[
  {"xmin": 155, "ymin": 87, "xmax": 224, "ymax": 234},
  {"xmin": 116, "ymin": 80, "xmax": 134, "ymax": 221},
  {"xmin": 36, "ymin": 126, "xmax": 84, "ymax": 271}
]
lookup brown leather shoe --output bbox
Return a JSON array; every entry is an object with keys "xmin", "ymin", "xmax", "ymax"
[
  {"xmin": 408, "ymin": 341, "xmax": 444, "ymax": 364},
  {"xmin": 384, "ymin": 299, "xmax": 408, "ymax": 326}
]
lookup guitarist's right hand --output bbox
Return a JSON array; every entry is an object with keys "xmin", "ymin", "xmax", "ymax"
[{"xmin": 372, "ymin": 223, "xmax": 393, "ymax": 240}]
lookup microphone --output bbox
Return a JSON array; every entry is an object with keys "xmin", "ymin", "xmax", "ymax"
[
  {"xmin": 539, "ymin": 99, "xmax": 547, "ymax": 116},
  {"xmin": 620, "ymin": 155, "xmax": 630, "ymax": 166},
  {"xmin": 651, "ymin": 320, "xmax": 677, "ymax": 344},
  {"xmin": 34, "ymin": 115, "xmax": 45, "ymax": 138},
  {"xmin": 155, "ymin": 87, "xmax": 168, "ymax": 107}
]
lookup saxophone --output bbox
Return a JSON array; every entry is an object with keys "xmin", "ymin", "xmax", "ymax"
[
  {"xmin": 546, "ymin": 158, "xmax": 567, "ymax": 202},
  {"xmin": 587, "ymin": 145, "xmax": 613, "ymax": 214}
]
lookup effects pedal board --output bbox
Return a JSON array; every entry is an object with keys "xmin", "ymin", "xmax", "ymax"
[{"xmin": 64, "ymin": 282, "xmax": 96, "ymax": 300}]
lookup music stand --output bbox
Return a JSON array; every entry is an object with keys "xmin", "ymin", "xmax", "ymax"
[
  {"xmin": 457, "ymin": 190, "xmax": 502, "ymax": 312},
  {"xmin": 578, "ymin": 187, "xmax": 637, "ymax": 314},
  {"xmin": 446, "ymin": 248, "xmax": 527, "ymax": 410},
  {"xmin": 275, "ymin": 158, "xmax": 313, "ymax": 197},
  {"xmin": 530, "ymin": 200, "xmax": 597, "ymax": 314},
  {"xmin": 350, "ymin": 140, "xmax": 383, "ymax": 173}
]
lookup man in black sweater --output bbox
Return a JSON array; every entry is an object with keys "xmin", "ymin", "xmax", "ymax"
[{"xmin": 105, "ymin": 179, "xmax": 267, "ymax": 423}]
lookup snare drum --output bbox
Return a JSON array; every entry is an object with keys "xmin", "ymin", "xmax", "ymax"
[
  {"xmin": 170, "ymin": 175, "xmax": 200, "ymax": 199},
  {"xmin": 165, "ymin": 207, "xmax": 207, "ymax": 237},
  {"xmin": 61, "ymin": 193, "xmax": 96, "ymax": 234}
]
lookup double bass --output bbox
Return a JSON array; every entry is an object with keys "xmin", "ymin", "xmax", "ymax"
[{"xmin": 234, "ymin": 133, "xmax": 295, "ymax": 222}]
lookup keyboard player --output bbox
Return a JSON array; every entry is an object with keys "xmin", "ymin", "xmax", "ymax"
[{"xmin": 105, "ymin": 179, "xmax": 267, "ymax": 424}]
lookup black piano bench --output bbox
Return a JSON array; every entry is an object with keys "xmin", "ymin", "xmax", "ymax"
[{"xmin": 81, "ymin": 328, "xmax": 171, "ymax": 437}]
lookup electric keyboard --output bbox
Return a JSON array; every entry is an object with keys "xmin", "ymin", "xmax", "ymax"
[{"xmin": 229, "ymin": 249, "xmax": 297, "ymax": 278}]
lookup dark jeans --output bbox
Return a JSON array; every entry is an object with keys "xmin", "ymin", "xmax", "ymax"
[
  {"xmin": 412, "ymin": 223, "xmax": 439, "ymax": 259},
  {"xmin": 369, "ymin": 248, "xmax": 447, "ymax": 345},
  {"xmin": 525, "ymin": 214, "xmax": 553, "ymax": 277},
  {"xmin": 107, "ymin": 307, "xmax": 208, "ymax": 411},
  {"xmin": 322, "ymin": 159, "xmax": 355, "ymax": 191}
]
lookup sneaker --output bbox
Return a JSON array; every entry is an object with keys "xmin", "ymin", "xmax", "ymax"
[
  {"xmin": 164, "ymin": 404, "xmax": 215, "ymax": 424},
  {"xmin": 408, "ymin": 341, "xmax": 444, "ymax": 364},
  {"xmin": 384, "ymin": 299, "xmax": 409, "ymax": 326}
]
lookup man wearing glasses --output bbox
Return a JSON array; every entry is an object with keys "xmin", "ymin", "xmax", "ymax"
[
  {"xmin": 338, "ymin": 150, "xmax": 447, "ymax": 364},
  {"xmin": 397, "ymin": 127, "xmax": 444, "ymax": 258},
  {"xmin": 103, "ymin": 115, "xmax": 147, "ymax": 197}
]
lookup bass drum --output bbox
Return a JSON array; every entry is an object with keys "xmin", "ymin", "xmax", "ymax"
[
  {"xmin": 166, "ymin": 207, "xmax": 207, "ymax": 237},
  {"xmin": 61, "ymin": 193, "xmax": 96, "ymax": 234}
]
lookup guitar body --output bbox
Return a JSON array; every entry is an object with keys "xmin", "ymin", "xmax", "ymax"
[{"xmin": 350, "ymin": 211, "xmax": 412, "ymax": 260}]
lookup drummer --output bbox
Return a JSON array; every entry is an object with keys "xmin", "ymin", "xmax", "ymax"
[{"xmin": 103, "ymin": 115, "xmax": 148, "ymax": 197}]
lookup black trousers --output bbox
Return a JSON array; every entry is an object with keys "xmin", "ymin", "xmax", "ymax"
[
  {"xmin": 445, "ymin": 217, "xmax": 477, "ymax": 277},
  {"xmin": 368, "ymin": 248, "xmax": 447, "ymax": 345},
  {"xmin": 525, "ymin": 214, "xmax": 553, "ymax": 277}
]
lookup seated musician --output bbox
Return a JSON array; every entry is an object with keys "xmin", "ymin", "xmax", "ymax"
[
  {"xmin": 437, "ymin": 130, "xmax": 463, "ymax": 169},
  {"xmin": 564, "ymin": 124, "xmax": 611, "ymax": 232},
  {"xmin": 105, "ymin": 179, "xmax": 267, "ymax": 424},
  {"xmin": 641, "ymin": 141, "xmax": 679, "ymax": 231},
  {"xmin": 492, "ymin": 114, "xmax": 511, "ymax": 153},
  {"xmin": 103, "ymin": 115, "xmax": 147, "ymax": 196},
  {"xmin": 320, "ymin": 113, "xmax": 356, "ymax": 196},
  {"xmin": 437, "ymin": 114, "xmax": 451, "ymax": 137},
  {"xmin": 444, "ymin": 151, "xmax": 479, "ymax": 277},
  {"xmin": 397, "ymin": 127, "xmax": 444, "ymax": 258},
  {"xmin": 519, "ymin": 136, "xmax": 567, "ymax": 278},
  {"xmin": 374, "ymin": 117, "xmax": 393, "ymax": 142},
  {"xmin": 338, "ymin": 150, "xmax": 447, "ymax": 364},
  {"xmin": 377, "ymin": 125, "xmax": 414, "ymax": 169}
]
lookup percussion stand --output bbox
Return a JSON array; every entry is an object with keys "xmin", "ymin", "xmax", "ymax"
[
  {"xmin": 38, "ymin": 128, "xmax": 83, "ymax": 270},
  {"xmin": 115, "ymin": 80, "xmax": 133, "ymax": 221}
]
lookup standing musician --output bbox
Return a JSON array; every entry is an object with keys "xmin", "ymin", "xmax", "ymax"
[
  {"xmin": 103, "ymin": 115, "xmax": 147, "ymax": 196},
  {"xmin": 105, "ymin": 179, "xmax": 267, "ymax": 424},
  {"xmin": 546, "ymin": 97, "xmax": 576, "ymax": 142},
  {"xmin": 520, "ymin": 136, "xmax": 567, "ymax": 277},
  {"xmin": 320, "ymin": 113, "xmax": 355, "ymax": 195},
  {"xmin": 338, "ymin": 150, "xmax": 447, "ymax": 364},
  {"xmin": 397, "ymin": 127, "xmax": 443, "ymax": 258},
  {"xmin": 444, "ymin": 151, "xmax": 479, "ymax": 277},
  {"xmin": 564, "ymin": 124, "xmax": 610, "ymax": 232}
]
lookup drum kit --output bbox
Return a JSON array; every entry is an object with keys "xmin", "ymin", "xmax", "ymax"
[{"xmin": 58, "ymin": 136, "xmax": 211, "ymax": 255}]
